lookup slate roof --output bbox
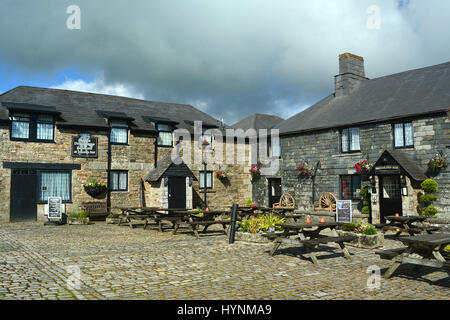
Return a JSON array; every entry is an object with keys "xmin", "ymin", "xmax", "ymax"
[
  {"xmin": 371, "ymin": 149, "xmax": 428, "ymax": 181},
  {"xmin": 0, "ymin": 86, "xmax": 225, "ymax": 134},
  {"xmin": 144, "ymin": 155, "xmax": 196, "ymax": 182},
  {"xmin": 231, "ymin": 113, "xmax": 283, "ymax": 131},
  {"xmin": 276, "ymin": 61, "xmax": 450, "ymax": 135}
]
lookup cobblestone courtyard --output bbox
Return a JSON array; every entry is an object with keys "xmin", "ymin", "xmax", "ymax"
[{"xmin": 0, "ymin": 222, "xmax": 449, "ymax": 300}]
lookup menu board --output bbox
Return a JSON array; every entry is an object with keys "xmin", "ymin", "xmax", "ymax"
[
  {"xmin": 336, "ymin": 200, "xmax": 352, "ymax": 223},
  {"xmin": 48, "ymin": 197, "xmax": 62, "ymax": 220}
]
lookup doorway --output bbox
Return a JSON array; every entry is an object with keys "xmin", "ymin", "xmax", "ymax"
[
  {"xmin": 379, "ymin": 175, "xmax": 402, "ymax": 222},
  {"xmin": 10, "ymin": 169, "xmax": 38, "ymax": 221},
  {"xmin": 168, "ymin": 177, "xmax": 186, "ymax": 209},
  {"xmin": 268, "ymin": 178, "xmax": 282, "ymax": 208}
]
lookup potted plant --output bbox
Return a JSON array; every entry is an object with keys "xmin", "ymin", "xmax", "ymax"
[
  {"xmin": 249, "ymin": 166, "xmax": 261, "ymax": 181},
  {"xmin": 419, "ymin": 178, "xmax": 439, "ymax": 217},
  {"xmin": 296, "ymin": 164, "xmax": 312, "ymax": 177},
  {"xmin": 84, "ymin": 179, "xmax": 107, "ymax": 197},
  {"xmin": 338, "ymin": 223, "xmax": 384, "ymax": 249},
  {"xmin": 68, "ymin": 210, "xmax": 90, "ymax": 225}
]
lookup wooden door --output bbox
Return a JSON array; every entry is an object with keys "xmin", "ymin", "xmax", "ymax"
[
  {"xmin": 268, "ymin": 178, "xmax": 282, "ymax": 207},
  {"xmin": 379, "ymin": 175, "xmax": 402, "ymax": 222},
  {"xmin": 168, "ymin": 177, "xmax": 186, "ymax": 209},
  {"xmin": 10, "ymin": 169, "xmax": 38, "ymax": 221}
]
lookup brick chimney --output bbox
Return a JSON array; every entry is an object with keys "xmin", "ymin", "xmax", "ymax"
[{"xmin": 334, "ymin": 53, "xmax": 368, "ymax": 97}]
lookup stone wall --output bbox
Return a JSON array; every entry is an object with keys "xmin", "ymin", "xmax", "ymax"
[{"xmin": 252, "ymin": 113, "xmax": 450, "ymax": 220}]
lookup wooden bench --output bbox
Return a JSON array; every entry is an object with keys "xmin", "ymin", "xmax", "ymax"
[
  {"xmin": 81, "ymin": 202, "xmax": 109, "ymax": 220},
  {"xmin": 375, "ymin": 247, "xmax": 409, "ymax": 260},
  {"xmin": 186, "ymin": 219, "xmax": 230, "ymax": 239},
  {"xmin": 261, "ymin": 231, "xmax": 299, "ymax": 240}
]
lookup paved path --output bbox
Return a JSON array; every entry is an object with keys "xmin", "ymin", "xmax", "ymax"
[{"xmin": 0, "ymin": 222, "xmax": 448, "ymax": 300}]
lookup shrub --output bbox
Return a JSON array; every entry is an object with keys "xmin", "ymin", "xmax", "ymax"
[
  {"xmin": 361, "ymin": 206, "xmax": 370, "ymax": 215},
  {"xmin": 360, "ymin": 186, "xmax": 370, "ymax": 199},
  {"xmin": 363, "ymin": 200, "xmax": 370, "ymax": 206},
  {"xmin": 238, "ymin": 214, "xmax": 285, "ymax": 234},
  {"xmin": 421, "ymin": 179, "xmax": 438, "ymax": 193},
  {"xmin": 68, "ymin": 212, "xmax": 79, "ymax": 218},
  {"xmin": 245, "ymin": 198, "xmax": 254, "ymax": 206},
  {"xmin": 360, "ymin": 225, "xmax": 377, "ymax": 235},
  {"xmin": 69, "ymin": 211, "xmax": 89, "ymax": 218},
  {"xmin": 422, "ymin": 206, "xmax": 438, "ymax": 217},
  {"xmin": 419, "ymin": 194, "xmax": 438, "ymax": 205},
  {"xmin": 343, "ymin": 223, "xmax": 377, "ymax": 235},
  {"xmin": 343, "ymin": 223, "xmax": 360, "ymax": 232}
]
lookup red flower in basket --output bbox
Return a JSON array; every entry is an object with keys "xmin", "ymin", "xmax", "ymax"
[
  {"xmin": 216, "ymin": 170, "xmax": 227, "ymax": 179},
  {"xmin": 296, "ymin": 165, "xmax": 311, "ymax": 176},
  {"xmin": 354, "ymin": 160, "xmax": 371, "ymax": 173},
  {"xmin": 249, "ymin": 166, "xmax": 261, "ymax": 176}
]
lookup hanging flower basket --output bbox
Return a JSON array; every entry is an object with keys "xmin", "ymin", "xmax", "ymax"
[
  {"xmin": 216, "ymin": 170, "xmax": 227, "ymax": 179},
  {"xmin": 249, "ymin": 166, "xmax": 261, "ymax": 176},
  {"xmin": 84, "ymin": 179, "xmax": 107, "ymax": 197},
  {"xmin": 428, "ymin": 155, "xmax": 448, "ymax": 172},
  {"xmin": 296, "ymin": 164, "xmax": 312, "ymax": 177},
  {"xmin": 354, "ymin": 160, "xmax": 371, "ymax": 173}
]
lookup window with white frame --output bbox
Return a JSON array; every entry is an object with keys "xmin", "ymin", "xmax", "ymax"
[
  {"xmin": 157, "ymin": 123, "xmax": 173, "ymax": 147},
  {"xmin": 110, "ymin": 171, "xmax": 128, "ymax": 191},
  {"xmin": 393, "ymin": 122, "xmax": 414, "ymax": 148},
  {"xmin": 199, "ymin": 171, "xmax": 213, "ymax": 189},
  {"xmin": 110, "ymin": 121, "xmax": 128, "ymax": 144},
  {"xmin": 10, "ymin": 113, "xmax": 55, "ymax": 141},
  {"xmin": 39, "ymin": 171, "xmax": 71, "ymax": 202},
  {"xmin": 341, "ymin": 127, "xmax": 360, "ymax": 153}
]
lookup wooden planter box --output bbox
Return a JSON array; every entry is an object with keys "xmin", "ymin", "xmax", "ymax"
[
  {"xmin": 235, "ymin": 231, "xmax": 283, "ymax": 244},
  {"xmin": 337, "ymin": 230, "xmax": 384, "ymax": 249},
  {"xmin": 68, "ymin": 217, "xmax": 90, "ymax": 225}
]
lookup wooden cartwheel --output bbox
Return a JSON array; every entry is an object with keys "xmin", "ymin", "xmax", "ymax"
[
  {"xmin": 273, "ymin": 193, "xmax": 295, "ymax": 209},
  {"xmin": 313, "ymin": 192, "xmax": 337, "ymax": 212}
]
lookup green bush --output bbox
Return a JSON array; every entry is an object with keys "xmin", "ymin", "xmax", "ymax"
[
  {"xmin": 363, "ymin": 200, "xmax": 370, "ymax": 206},
  {"xmin": 238, "ymin": 214, "xmax": 285, "ymax": 234},
  {"xmin": 68, "ymin": 212, "xmax": 79, "ymax": 218},
  {"xmin": 419, "ymin": 194, "xmax": 438, "ymax": 205},
  {"xmin": 421, "ymin": 179, "xmax": 438, "ymax": 193},
  {"xmin": 342, "ymin": 223, "xmax": 360, "ymax": 232},
  {"xmin": 361, "ymin": 206, "xmax": 370, "ymax": 215},
  {"xmin": 245, "ymin": 198, "xmax": 254, "ymax": 206},
  {"xmin": 68, "ymin": 211, "xmax": 89, "ymax": 218},
  {"xmin": 422, "ymin": 206, "xmax": 438, "ymax": 217},
  {"xmin": 360, "ymin": 225, "xmax": 377, "ymax": 235},
  {"xmin": 360, "ymin": 186, "xmax": 370, "ymax": 199}
]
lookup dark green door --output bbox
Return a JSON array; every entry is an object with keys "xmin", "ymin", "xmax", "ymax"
[{"xmin": 10, "ymin": 169, "xmax": 38, "ymax": 221}]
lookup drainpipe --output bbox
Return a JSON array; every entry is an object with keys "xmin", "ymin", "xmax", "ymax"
[{"xmin": 107, "ymin": 126, "xmax": 112, "ymax": 212}]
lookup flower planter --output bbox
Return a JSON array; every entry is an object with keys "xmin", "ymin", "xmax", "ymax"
[
  {"xmin": 235, "ymin": 231, "xmax": 283, "ymax": 244},
  {"xmin": 68, "ymin": 217, "xmax": 90, "ymax": 225},
  {"xmin": 84, "ymin": 185, "xmax": 107, "ymax": 197},
  {"xmin": 337, "ymin": 230, "xmax": 384, "ymax": 249}
]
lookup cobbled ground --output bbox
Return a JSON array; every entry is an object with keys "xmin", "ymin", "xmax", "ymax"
[{"xmin": 0, "ymin": 221, "xmax": 449, "ymax": 300}]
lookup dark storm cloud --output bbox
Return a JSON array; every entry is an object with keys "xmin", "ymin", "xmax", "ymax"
[{"xmin": 1, "ymin": 0, "xmax": 449, "ymax": 124}]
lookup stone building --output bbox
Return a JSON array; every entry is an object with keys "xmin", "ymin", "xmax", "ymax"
[
  {"xmin": 251, "ymin": 53, "xmax": 450, "ymax": 223},
  {"xmin": 0, "ymin": 86, "xmax": 253, "ymax": 222}
]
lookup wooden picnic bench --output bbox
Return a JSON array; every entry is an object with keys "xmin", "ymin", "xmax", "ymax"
[
  {"xmin": 377, "ymin": 216, "xmax": 440, "ymax": 237},
  {"xmin": 269, "ymin": 221, "xmax": 356, "ymax": 266},
  {"xmin": 376, "ymin": 233, "xmax": 450, "ymax": 279}
]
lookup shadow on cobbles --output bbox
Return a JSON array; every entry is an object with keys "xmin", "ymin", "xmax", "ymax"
[
  {"xmin": 266, "ymin": 245, "xmax": 354, "ymax": 264},
  {"xmin": 382, "ymin": 264, "xmax": 450, "ymax": 288}
]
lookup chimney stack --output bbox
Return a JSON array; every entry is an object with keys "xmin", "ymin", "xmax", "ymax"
[{"xmin": 334, "ymin": 53, "xmax": 368, "ymax": 97}]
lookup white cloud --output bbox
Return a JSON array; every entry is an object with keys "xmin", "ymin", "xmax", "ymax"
[{"xmin": 51, "ymin": 75, "xmax": 145, "ymax": 100}]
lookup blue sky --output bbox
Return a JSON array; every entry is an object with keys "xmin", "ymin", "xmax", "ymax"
[{"xmin": 0, "ymin": 0, "xmax": 449, "ymax": 124}]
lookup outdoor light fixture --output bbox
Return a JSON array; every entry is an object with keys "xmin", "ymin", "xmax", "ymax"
[{"xmin": 164, "ymin": 177, "xmax": 168, "ymax": 186}]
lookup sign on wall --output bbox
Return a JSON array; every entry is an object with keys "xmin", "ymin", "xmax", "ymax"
[
  {"xmin": 48, "ymin": 197, "xmax": 62, "ymax": 220},
  {"xmin": 336, "ymin": 200, "xmax": 352, "ymax": 223},
  {"xmin": 72, "ymin": 134, "xmax": 98, "ymax": 158}
]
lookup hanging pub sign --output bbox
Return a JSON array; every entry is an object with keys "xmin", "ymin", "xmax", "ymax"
[
  {"xmin": 336, "ymin": 200, "xmax": 352, "ymax": 223},
  {"xmin": 72, "ymin": 133, "xmax": 98, "ymax": 158},
  {"xmin": 48, "ymin": 197, "xmax": 62, "ymax": 221},
  {"xmin": 374, "ymin": 165, "xmax": 400, "ymax": 175}
]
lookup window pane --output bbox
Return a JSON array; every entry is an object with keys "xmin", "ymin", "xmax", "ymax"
[
  {"xmin": 341, "ymin": 129, "xmax": 349, "ymax": 152},
  {"xmin": 199, "ymin": 172, "xmax": 212, "ymax": 188},
  {"xmin": 110, "ymin": 172, "xmax": 118, "ymax": 190},
  {"xmin": 157, "ymin": 131, "xmax": 173, "ymax": 146},
  {"xmin": 340, "ymin": 176, "xmax": 351, "ymax": 200},
  {"xmin": 270, "ymin": 137, "xmax": 281, "ymax": 157},
  {"xmin": 404, "ymin": 122, "xmax": 414, "ymax": 146},
  {"xmin": 350, "ymin": 128, "xmax": 360, "ymax": 151},
  {"xmin": 394, "ymin": 123, "xmax": 404, "ymax": 147},
  {"xmin": 351, "ymin": 175, "xmax": 361, "ymax": 199},
  {"xmin": 37, "ymin": 123, "xmax": 54, "ymax": 140},
  {"xmin": 38, "ymin": 114, "xmax": 54, "ymax": 122},
  {"xmin": 11, "ymin": 121, "xmax": 29, "ymax": 139},
  {"xmin": 119, "ymin": 172, "xmax": 127, "ymax": 190},
  {"xmin": 111, "ymin": 121, "xmax": 128, "ymax": 128},
  {"xmin": 111, "ymin": 128, "xmax": 128, "ymax": 143},
  {"xmin": 157, "ymin": 124, "xmax": 172, "ymax": 131},
  {"xmin": 40, "ymin": 172, "xmax": 71, "ymax": 202}
]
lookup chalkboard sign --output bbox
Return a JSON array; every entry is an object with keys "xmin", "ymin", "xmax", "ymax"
[
  {"xmin": 48, "ymin": 197, "xmax": 62, "ymax": 220},
  {"xmin": 72, "ymin": 134, "xmax": 98, "ymax": 158},
  {"xmin": 336, "ymin": 200, "xmax": 352, "ymax": 223}
]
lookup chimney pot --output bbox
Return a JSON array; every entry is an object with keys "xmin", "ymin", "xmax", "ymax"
[{"xmin": 335, "ymin": 53, "xmax": 368, "ymax": 97}]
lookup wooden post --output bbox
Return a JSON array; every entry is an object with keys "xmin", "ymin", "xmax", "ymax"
[{"xmin": 229, "ymin": 204, "xmax": 238, "ymax": 244}]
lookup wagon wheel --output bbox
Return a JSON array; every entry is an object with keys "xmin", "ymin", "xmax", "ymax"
[
  {"xmin": 319, "ymin": 192, "xmax": 337, "ymax": 212},
  {"xmin": 279, "ymin": 194, "xmax": 295, "ymax": 209}
]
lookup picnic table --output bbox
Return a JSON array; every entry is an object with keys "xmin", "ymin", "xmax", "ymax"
[
  {"xmin": 236, "ymin": 206, "xmax": 295, "ymax": 219},
  {"xmin": 174, "ymin": 210, "xmax": 231, "ymax": 239},
  {"xmin": 269, "ymin": 222, "xmax": 357, "ymax": 266},
  {"xmin": 376, "ymin": 233, "xmax": 450, "ymax": 279},
  {"xmin": 376, "ymin": 215, "xmax": 440, "ymax": 237},
  {"xmin": 113, "ymin": 207, "xmax": 163, "ymax": 228}
]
